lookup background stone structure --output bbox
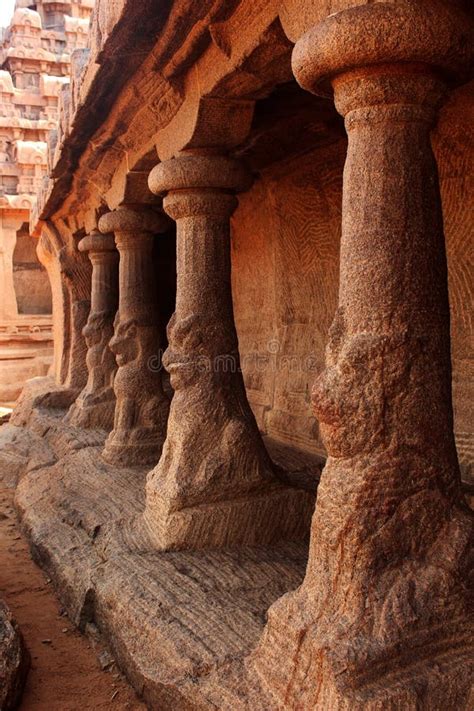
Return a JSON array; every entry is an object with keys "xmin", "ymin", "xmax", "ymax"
[{"xmin": 0, "ymin": 0, "xmax": 93, "ymax": 403}]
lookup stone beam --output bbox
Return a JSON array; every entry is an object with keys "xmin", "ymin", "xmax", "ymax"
[{"xmin": 155, "ymin": 96, "xmax": 255, "ymax": 160}]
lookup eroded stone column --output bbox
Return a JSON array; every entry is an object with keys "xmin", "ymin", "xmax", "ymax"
[
  {"xmin": 144, "ymin": 152, "xmax": 313, "ymax": 550},
  {"xmin": 0, "ymin": 223, "xmax": 19, "ymax": 320},
  {"xmin": 98, "ymin": 206, "xmax": 170, "ymax": 466},
  {"xmin": 252, "ymin": 3, "xmax": 474, "ymax": 708},
  {"xmin": 57, "ymin": 240, "xmax": 91, "ymax": 393},
  {"xmin": 66, "ymin": 230, "xmax": 119, "ymax": 429}
]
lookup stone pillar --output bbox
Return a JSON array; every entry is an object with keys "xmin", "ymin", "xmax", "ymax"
[
  {"xmin": 57, "ymin": 243, "xmax": 91, "ymax": 392},
  {"xmin": 144, "ymin": 152, "xmax": 313, "ymax": 550},
  {"xmin": 36, "ymin": 229, "xmax": 65, "ymax": 383},
  {"xmin": 0, "ymin": 223, "xmax": 19, "ymax": 320},
  {"xmin": 66, "ymin": 230, "xmax": 119, "ymax": 430},
  {"xmin": 252, "ymin": 3, "xmax": 474, "ymax": 708},
  {"xmin": 98, "ymin": 206, "xmax": 170, "ymax": 466}
]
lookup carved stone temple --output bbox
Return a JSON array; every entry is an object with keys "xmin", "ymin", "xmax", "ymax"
[
  {"xmin": 0, "ymin": 1, "xmax": 472, "ymax": 709},
  {"xmin": 0, "ymin": 0, "xmax": 93, "ymax": 403}
]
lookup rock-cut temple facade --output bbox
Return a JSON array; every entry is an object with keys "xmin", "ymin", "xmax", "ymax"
[
  {"xmin": 0, "ymin": 0, "xmax": 473, "ymax": 709},
  {"xmin": 0, "ymin": 0, "xmax": 93, "ymax": 403}
]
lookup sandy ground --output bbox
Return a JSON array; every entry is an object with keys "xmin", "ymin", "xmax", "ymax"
[{"xmin": 0, "ymin": 481, "xmax": 147, "ymax": 711}]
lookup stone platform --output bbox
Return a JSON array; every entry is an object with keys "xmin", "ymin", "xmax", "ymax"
[
  {"xmin": 2, "ymin": 380, "xmax": 473, "ymax": 709},
  {"xmin": 0, "ymin": 380, "xmax": 322, "ymax": 709},
  {"xmin": 0, "ymin": 316, "xmax": 53, "ymax": 404}
]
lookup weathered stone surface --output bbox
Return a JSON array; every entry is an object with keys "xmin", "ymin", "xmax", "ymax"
[
  {"xmin": 4, "ymin": 398, "xmax": 472, "ymax": 708},
  {"xmin": 145, "ymin": 147, "xmax": 314, "ymax": 550},
  {"xmin": 5, "ymin": 396, "xmax": 313, "ymax": 709},
  {"xmin": 3, "ymin": 0, "xmax": 473, "ymax": 709},
  {"xmin": 0, "ymin": 599, "xmax": 30, "ymax": 711},
  {"xmin": 98, "ymin": 206, "xmax": 170, "ymax": 465},
  {"xmin": 9, "ymin": 378, "xmax": 106, "ymax": 464},
  {"xmin": 250, "ymin": 4, "xmax": 474, "ymax": 709},
  {"xmin": 66, "ymin": 230, "xmax": 119, "ymax": 430}
]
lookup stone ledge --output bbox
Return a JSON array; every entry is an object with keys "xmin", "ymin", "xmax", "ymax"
[
  {"xmin": 12, "ymin": 439, "xmax": 308, "ymax": 709},
  {"xmin": 3, "ymin": 391, "xmax": 473, "ymax": 710}
]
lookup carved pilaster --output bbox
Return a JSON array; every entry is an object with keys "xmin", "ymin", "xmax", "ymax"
[
  {"xmin": 143, "ymin": 151, "xmax": 314, "ymax": 550},
  {"xmin": 54, "ymin": 223, "xmax": 91, "ymax": 392},
  {"xmin": 37, "ymin": 221, "xmax": 90, "ymax": 392},
  {"xmin": 252, "ymin": 3, "xmax": 474, "ymax": 708},
  {"xmin": 98, "ymin": 206, "xmax": 170, "ymax": 466},
  {"xmin": 36, "ymin": 228, "xmax": 65, "ymax": 383},
  {"xmin": 10, "ymin": 221, "xmax": 92, "ymax": 423},
  {"xmin": 66, "ymin": 230, "xmax": 119, "ymax": 430}
]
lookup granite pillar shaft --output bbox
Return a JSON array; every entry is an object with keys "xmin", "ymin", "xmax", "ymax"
[
  {"xmin": 116, "ymin": 233, "xmax": 155, "ymax": 320},
  {"xmin": 99, "ymin": 206, "xmax": 170, "ymax": 466},
  {"xmin": 144, "ymin": 152, "xmax": 313, "ymax": 550},
  {"xmin": 89, "ymin": 252, "xmax": 118, "ymax": 314},
  {"xmin": 66, "ymin": 230, "xmax": 118, "ymax": 429}
]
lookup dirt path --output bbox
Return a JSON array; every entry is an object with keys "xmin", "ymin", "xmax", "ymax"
[{"xmin": 0, "ymin": 482, "xmax": 147, "ymax": 711}]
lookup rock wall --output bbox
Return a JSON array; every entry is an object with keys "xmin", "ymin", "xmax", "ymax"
[
  {"xmin": 234, "ymin": 138, "xmax": 343, "ymax": 457},
  {"xmin": 435, "ymin": 81, "xmax": 474, "ymax": 482}
]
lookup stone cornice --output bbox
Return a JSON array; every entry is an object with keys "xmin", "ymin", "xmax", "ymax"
[
  {"xmin": 98, "ymin": 206, "xmax": 170, "ymax": 236},
  {"xmin": 0, "ymin": 193, "xmax": 35, "ymax": 212}
]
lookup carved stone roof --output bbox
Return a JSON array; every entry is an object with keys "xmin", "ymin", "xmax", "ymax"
[
  {"xmin": 10, "ymin": 8, "xmax": 42, "ymax": 31},
  {"xmin": 0, "ymin": 0, "xmax": 94, "ymax": 211}
]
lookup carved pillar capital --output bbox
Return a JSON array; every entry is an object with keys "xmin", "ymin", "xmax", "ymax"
[
  {"xmin": 292, "ymin": 1, "xmax": 473, "ymax": 100},
  {"xmin": 292, "ymin": 1, "xmax": 474, "ymax": 148},
  {"xmin": 78, "ymin": 228, "xmax": 117, "ymax": 257},
  {"xmin": 149, "ymin": 152, "xmax": 252, "ymax": 220},
  {"xmin": 98, "ymin": 206, "xmax": 170, "ymax": 255},
  {"xmin": 98, "ymin": 205, "xmax": 169, "ymax": 236}
]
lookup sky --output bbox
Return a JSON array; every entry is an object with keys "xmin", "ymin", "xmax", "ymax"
[{"xmin": 0, "ymin": 0, "xmax": 16, "ymax": 28}]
